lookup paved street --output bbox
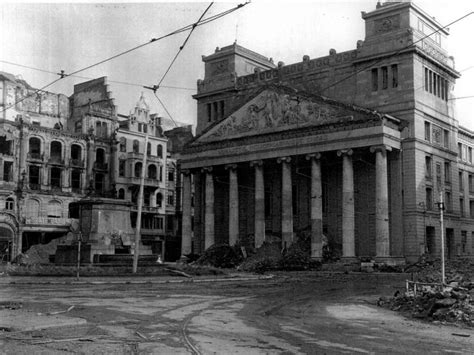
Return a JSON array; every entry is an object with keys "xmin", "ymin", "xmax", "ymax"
[{"xmin": 0, "ymin": 272, "xmax": 472, "ymax": 354}]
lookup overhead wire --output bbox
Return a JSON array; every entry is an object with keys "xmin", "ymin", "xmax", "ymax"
[
  {"xmin": 0, "ymin": 2, "xmax": 249, "ymax": 115},
  {"xmin": 145, "ymin": 2, "xmax": 214, "ymax": 126}
]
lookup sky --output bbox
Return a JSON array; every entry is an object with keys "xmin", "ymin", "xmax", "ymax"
[{"xmin": 0, "ymin": 0, "xmax": 473, "ymax": 129}]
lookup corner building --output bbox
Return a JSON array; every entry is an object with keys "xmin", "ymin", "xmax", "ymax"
[{"xmin": 180, "ymin": 1, "xmax": 474, "ymax": 263}]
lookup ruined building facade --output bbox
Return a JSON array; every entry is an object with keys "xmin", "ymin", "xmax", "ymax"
[
  {"xmin": 0, "ymin": 74, "xmax": 180, "ymax": 261},
  {"xmin": 180, "ymin": 1, "xmax": 474, "ymax": 263}
]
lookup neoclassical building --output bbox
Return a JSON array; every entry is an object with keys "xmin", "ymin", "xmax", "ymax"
[{"xmin": 180, "ymin": 1, "xmax": 474, "ymax": 263}]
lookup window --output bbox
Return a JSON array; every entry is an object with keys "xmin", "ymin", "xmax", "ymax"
[
  {"xmin": 443, "ymin": 130, "xmax": 449, "ymax": 148},
  {"xmin": 144, "ymin": 191, "xmax": 150, "ymax": 207},
  {"xmin": 425, "ymin": 156, "xmax": 432, "ymax": 178},
  {"xmin": 219, "ymin": 101, "xmax": 225, "ymax": 119},
  {"xmin": 424, "ymin": 68, "xmax": 429, "ymax": 91},
  {"xmin": 445, "ymin": 191, "xmax": 452, "ymax": 212},
  {"xmin": 156, "ymin": 193, "xmax": 163, "ymax": 208},
  {"xmin": 429, "ymin": 70, "xmax": 433, "ymax": 94},
  {"xmin": 371, "ymin": 68, "xmax": 378, "ymax": 91},
  {"xmin": 155, "ymin": 216, "xmax": 164, "ymax": 230},
  {"xmin": 436, "ymin": 163, "xmax": 442, "ymax": 186},
  {"xmin": 119, "ymin": 160, "xmax": 126, "ymax": 177},
  {"xmin": 167, "ymin": 191, "xmax": 174, "ymax": 206},
  {"xmin": 381, "ymin": 66, "xmax": 388, "ymax": 90},
  {"xmin": 470, "ymin": 174, "xmax": 474, "ymax": 192},
  {"xmin": 133, "ymin": 140, "xmax": 139, "ymax": 153},
  {"xmin": 460, "ymin": 198, "xmax": 464, "ymax": 217},
  {"xmin": 391, "ymin": 64, "xmax": 398, "ymax": 88},
  {"xmin": 461, "ymin": 231, "xmax": 467, "ymax": 253},
  {"xmin": 470, "ymin": 200, "xmax": 474, "ymax": 218},
  {"xmin": 71, "ymin": 169, "xmax": 81, "ymax": 192},
  {"xmin": 459, "ymin": 170, "xmax": 464, "ymax": 190},
  {"xmin": 157, "ymin": 145, "xmax": 163, "ymax": 158},
  {"xmin": 3, "ymin": 162, "xmax": 13, "ymax": 182},
  {"xmin": 5, "ymin": 197, "xmax": 14, "ymax": 210},
  {"xmin": 148, "ymin": 164, "xmax": 157, "ymax": 179},
  {"xmin": 135, "ymin": 162, "xmax": 142, "ymax": 178},
  {"xmin": 458, "ymin": 143, "xmax": 463, "ymax": 159},
  {"xmin": 424, "ymin": 121, "xmax": 431, "ymax": 142},
  {"xmin": 426, "ymin": 187, "xmax": 433, "ymax": 210},
  {"xmin": 469, "ymin": 147, "xmax": 473, "ymax": 164},
  {"xmin": 207, "ymin": 103, "xmax": 212, "ymax": 122},
  {"xmin": 143, "ymin": 124, "xmax": 147, "ymax": 134},
  {"xmin": 95, "ymin": 148, "xmax": 105, "ymax": 169},
  {"xmin": 168, "ymin": 169, "xmax": 175, "ymax": 182},
  {"xmin": 96, "ymin": 121, "xmax": 101, "ymax": 136},
  {"xmin": 95, "ymin": 173, "xmax": 105, "ymax": 194},
  {"xmin": 29, "ymin": 137, "xmax": 41, "ymax": 158},
  {"xmin": 71, "ymin": 144, "xmax": 82, "ymax": 163},
  {"xmin": 147, "ymin": 142, "xmax": 151, "ymax": 156},
  {"xmin": 444, "ymin": 162, "xmax": 451, "ymax": 183},
  {"xmin": 50, "ymin": 141, "xmax": 62, "ymax": 162},
  {"xmin": 119, "ymin": 137, "xmax": 126, "ymax": 152},
  {"xmin": 50, "ymin": 167, "xmax": 61, "ymax": 188},
  {"xmin": 75, "ymin": 121, "xmax": 82, "ymax": 133},
  {"xmin": 118, "ymin": 188, "xmax": 125, "ymax": 199},
  {"xmin": 424, "ymin": 67, "xmax": 448, "ymax": 101},
  {"xmin": 24, "ymin": 199, "xmax": 40, "ymax": 218},
  {"xmin": 29, "ymin": 165, "xmax": 40, "ymax": 189},
  {"xmin": 159, "ymin": 166, "xmax": 163, "ymax": 181}
]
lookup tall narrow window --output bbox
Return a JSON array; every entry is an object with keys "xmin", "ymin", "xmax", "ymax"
[
  {"xmin": 460, "ymin": 198, "xmax": 465, "ymax": 217},
  {"xmin": 3, "ymin": 162, "xmax": 13, "ymax": 182},
  {"xmin": 71, "ymin": 169, "xmax": 81, "ymax": 192},
  {"xmin": 381, "ymin": 66, "xmax": 388, "ymax": 89},
  {"xmin": 424, "ymin": 68, "xmax": 429, "ymax": 91},
  {"xmin": 133, "ymin": 140, "xmax": 139, "ymax": 153},
  {"xmin": 426, "ymin": 187, "xmax": 433, "ymax": 210},
  {"xmin": 425, "ymin": 156, "xmax": 432, "ymax": 178},
  {"xmin": 391, "ymin": 64, "xmax": 398, "ymax": 88},
  {"xmin": 424, "ymin": 121, "xmax": 431, "ymax": 142},
  {"xmin": 119, "ymin": 137, "xmax": 126, "ymax": 152},
  {"xmin": 135, "ymin": 162, "xmax": 142, "ymax": 178},
  {"xmin": 147, "ymin": 142, "xmax": 151, "ymax": 156},
  {"xmin": 119, "ymin": 160, "xmax": 126, "ymax": 177},
  {"xmin": 371, "ymin": 68, "xmax": 378, "ymax": 91},
  {"xmin": 433, "ymin": 72, "xmax": 437, "ymax": 96},
  {"xmin": 443, "ymin": 129, "xmax": 449, "ymax": 148},
  {"xmin": 50, "ymin": 167, "xmax": 61, "ymax": 188},
  {"xmin": 207, "ymin": 103, "xmax": 212, "ymax": 122},
  {"xmin": 445, "ymin": 191, "xmax": 452, "ymax": 212},
  {"xmin": 444, "ymin": 162, "xmax": 451, "ymax": 183},
  {"xmin": 429, "ymin": 70, "xmax": 433, "ymax": 94},
  {"xmin": 157, "ymin": 145, "xmax": 163, "ymax": 158},
  {"xmin": 458, "ymin": 143, "xmax": 463, "ymax": 158},
  {"xmin": 459, "ymin": 170, "xmax": 464, "ymax": 190},
  {"xmin": 29, "ymin": 165, "xmax": 40, "ymax": 189}
]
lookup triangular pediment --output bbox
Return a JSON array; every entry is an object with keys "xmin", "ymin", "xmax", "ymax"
[{"xmin": 196, "ymin": 88, "xmax": 376, "ymax": 144}]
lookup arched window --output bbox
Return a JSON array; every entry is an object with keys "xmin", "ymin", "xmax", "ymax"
[
  {"xmin": 50, "ymin": 141, "xmax": 62, "ymax": 161},
  {"xmin": 133, "ymin": 140, "xmax": 140, "ymax": 153},
  {"xmin": 29, "ymin": 137, "xmax": 41, "ymax": 158},
  {"xmin": 135, "ymin": 162, "xmax": 142, "ymax": 178},
  {"xmin": 119, "ymin": 137, "xmax": 127, "ymax": 152},
  {"xmin": 118, "ymin": 188, "xmax": 125, "ymax": 199},
  {"xmin": 157, "ymin": 145, "xmax": 163, "ymax": 158},
  {"xmin": 148, "ymin": 164, "xmax": 157, "ymax": 179},
  {"xmin": 156, "ymin": 193, "xmax": 163, "ymax": 208},
  {"xmin": 5, "ymin": 197, "xmax": 14, "ymax": 210},
  {"xmin": 71, "ymin": 144, "xmax": 82, "ymax": 164},
  {"xmin": 47, "ymin": 200, "xmax": 62, "ymax": 218}
]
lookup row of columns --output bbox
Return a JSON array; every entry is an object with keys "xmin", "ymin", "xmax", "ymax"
[{"xmin": 181, "ymin": 146, "xmax": 391, "ymax": 260}]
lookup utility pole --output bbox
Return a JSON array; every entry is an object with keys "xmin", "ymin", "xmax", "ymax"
[
  {"xmin": 133, "ymin": 121, "xmax": 151, "ymax": 274},
  {"xmin": 437, "ymin": 191, "xmax": 446, "ymax": 286}
]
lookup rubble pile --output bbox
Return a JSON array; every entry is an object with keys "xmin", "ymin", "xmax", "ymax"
[
  {"xmin": 379, "ymin": 257, "xmax": 474, "ymax": 327},
  {"xmin": 238, "ymin": 242, "xmax": 281, "ymax": 273},
  {"xmin": 14, "ymin": 236, "xmax": 69, "ymax": 265},
  {"xmin": 194, "ymin": 244, "xmax": 243, "ymax": 268}
]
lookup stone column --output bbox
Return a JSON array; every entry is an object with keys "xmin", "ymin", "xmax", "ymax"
[
  {"xmin": 250, "ymin": 160, "xmax": 265, "ymax": 248},
  {"xmin": 337, "ymin": 149, "xmax": 355, "ymax": 258},
  {"xmin": 181, "ymin": 170, "xmax": 193, "ymax": 257},
  {"xmin": 193, "ymin": 172, "xmax": 203, "ymax": 254},
  {"xmin": 306, "ymin": 153, "xmax": 323, "ymax": 259},
  {"xmin": 371, "ymin": 145, "xmax": 391, "ymax": 258},
  {"xmin": 202, "ymin": 167, "xmax": 215, "ymax": 250},
  {"xmin": 278, "ymin": 157, "xmax": 293, "ymax": 248},
  {"xmin": 226, "ymin": 164, "xmax": 239, "ymax": 246}
]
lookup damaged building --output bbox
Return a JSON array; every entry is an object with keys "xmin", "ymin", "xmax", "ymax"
[
  {"xmin": 179, "ymin": 1, "xmax": 474, "ymax": 263},
  {"xmin": 0, "ymin": 74, "xmax": 188, "ymax": 262}
]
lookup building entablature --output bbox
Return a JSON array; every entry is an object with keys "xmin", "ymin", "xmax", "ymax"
[{"xmin": 181, "ymin": 86, "xmax": 402, "ymax": 170}]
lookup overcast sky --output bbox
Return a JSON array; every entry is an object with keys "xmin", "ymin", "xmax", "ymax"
[{"xmin": 1, "ymin": 0, "xmax": 473, "ymax": 129}]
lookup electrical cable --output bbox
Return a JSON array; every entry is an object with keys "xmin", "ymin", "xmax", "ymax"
[
  {"xmin": 149, "ymin": 2, "xmax": 214, "ymax": 92},
  {"xmin": 153, "ymin": 92, "xmax": 178, "ymax": 128},
  {"xmin": 318, "ymin": 11, "xmax": 474, "ymax": 95},
  {"xmin": 0, "ymin": 2, "xmax": 248, "ymax": 114}
]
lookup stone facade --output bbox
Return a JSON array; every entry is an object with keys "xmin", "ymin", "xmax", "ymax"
[
  {"xmin": 0, "ymin": 74, "xmax": 183, "ymax": 261},
  {"xmin": 180, "ymin": 1, "xmax": 473, "ymax": 263}
]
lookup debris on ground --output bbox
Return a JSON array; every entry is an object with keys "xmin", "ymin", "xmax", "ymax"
[
  {"xmin": 13, "ymin": 235, "xmax": 71, "ymax": 265},
  {"xmin": 194, "ymin": 244, "xmax": 243, "ymax": 269},
  {"xmin": 378, "ymin": 257, "xmax": 474, "ymax": 328}
]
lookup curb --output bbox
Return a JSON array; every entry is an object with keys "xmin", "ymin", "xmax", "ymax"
[{"xmin": 0, "ymin": 274, "xmax": 274, "ymax": 285}]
